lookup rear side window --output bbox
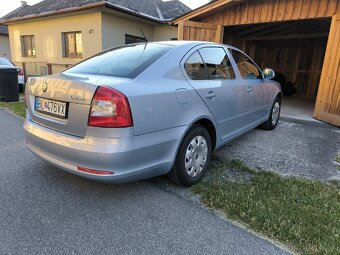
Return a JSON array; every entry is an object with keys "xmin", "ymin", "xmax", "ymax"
[
  {"xmin": 229, "ymin": 49, "xmax": 261, "ymax": 79},
  {"xmin": 184, "ymin": 51, "xmax": 209, "ymax": 80},
  {"xmin": 65, "ymin": 43, "xmax": 174, "ymax": 79},
  {"xmin": 184, "ymin": 47, "xmax": 235, "ymax": 80}
]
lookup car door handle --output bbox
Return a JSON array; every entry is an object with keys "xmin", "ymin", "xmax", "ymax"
[
  {"xmin": 206, "ymin": 91, "xmax": 216, "ymax": 100},
  {"xmin": 246, "ymin": 87, "xmax": 253, "ymax": 93}
]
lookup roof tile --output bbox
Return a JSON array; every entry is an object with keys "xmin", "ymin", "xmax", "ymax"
[{"xmin": 1, "ymin": 0, "xmax": 191, "ymax": 22}]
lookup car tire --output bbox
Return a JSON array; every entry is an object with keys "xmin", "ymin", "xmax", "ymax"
[
  {"xmin": 19, "ymin": 84, "xmax": 24, "ymax": 93},
  {"xmin": 168, "ymin": 125, "xmax": 211, "ymax": 187},
  {"xmin": 260, "ymin": 96, "xmax": 281, "ymax": 130}
]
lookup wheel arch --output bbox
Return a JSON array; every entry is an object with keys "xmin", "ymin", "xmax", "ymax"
[
  {"xmin": 276, "ymin": 92, "xmax": 282, "ymax": 101},
  {"xmin": 169, "ymin": 116, "xmax": 218, "ymax": 171},
  {"xmin": 193, "ymin": 118, "xmax": 217, "ymax": 151}
]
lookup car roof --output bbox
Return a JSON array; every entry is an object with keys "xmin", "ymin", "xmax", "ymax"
[
  {"xmin": 97, "ymin": 41, "xmax": 236, "ymax": 60},
  {"xmin": 153, "ymin": 40, "xmax": 233, "ymax": 48}
]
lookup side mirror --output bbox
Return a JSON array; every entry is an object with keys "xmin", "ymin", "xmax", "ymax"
[{"xmin": 263, "ymin": 68, "xmax": 275, "ymax": 80}]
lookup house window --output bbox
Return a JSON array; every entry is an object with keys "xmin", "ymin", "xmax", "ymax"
[
  {"xmin": 21, "ymin": 35, "xmax": 36, "ymax": 57},
  {"xmin": 125, "ymin": 34, "xmax": 147, "ymax": 45},
  {"xmin": 63, "ymin": 32, "xmax": 83, "ymax": 58}
]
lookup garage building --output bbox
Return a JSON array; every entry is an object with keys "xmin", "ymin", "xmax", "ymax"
[{"xmin": 174, "ymin": 0, "xmax": 340, "ymax": 127}]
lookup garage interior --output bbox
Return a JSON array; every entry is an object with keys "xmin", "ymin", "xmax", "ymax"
[{"xmin": 223, "ymin": 18, "xmax": 331, "ymax": 120}]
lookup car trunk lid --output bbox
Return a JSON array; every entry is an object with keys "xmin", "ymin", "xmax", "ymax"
[{"xmin": 26, "ymin": 73, "xmax": 130, "ymax": 137}]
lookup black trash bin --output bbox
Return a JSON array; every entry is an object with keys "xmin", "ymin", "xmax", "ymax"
[{"xmin": 0, "ymin": 66, "xmax": 19, "ymax": 102}]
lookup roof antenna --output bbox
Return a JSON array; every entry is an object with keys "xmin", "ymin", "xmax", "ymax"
[
  {"xmin": 128, "ymin": 4, "xmax": 149, "ymax": 42},
  {"xmin": 139, "ymin": 27, "xmax": 148, "ymax": 42}
]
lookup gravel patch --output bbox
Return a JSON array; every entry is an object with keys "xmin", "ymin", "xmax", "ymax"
[{"xmin": 203, "ymin": 155, "xmax": 255, "ymax": 183}]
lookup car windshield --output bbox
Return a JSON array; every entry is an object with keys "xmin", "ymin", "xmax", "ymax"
[
  {"xmin": 65, "ymin": 43, "xmax": 175, "ymax": 79},
  {"xmin": 0, "ymin": 58, "xmax": 14, "ymax": 67}
]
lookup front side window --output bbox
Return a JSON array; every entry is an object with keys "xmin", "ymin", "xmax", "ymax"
[
  {"xmin": 21, "ymin": 35, "xmax": 36, "ymax": 57},
  {"xmin": 199, "ymin": 47, "xmax": 235, "ymax": 80},
  {"xmin": 63, "ymin": 32, "xmax": 83, "ymax": 58},
  {"xmin": 230, "ymin": 49, "xmax": 261, "ymax": 79},
  {"xmin": 184, "ymin": 47, "xmax": 235, "ymax": 80},
  {"xmin": 65, "ymin": 43, "xmax": 174, "ymax": 79}
]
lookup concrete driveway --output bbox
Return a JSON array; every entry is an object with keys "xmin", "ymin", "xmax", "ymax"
[
  {"xmin": 0, "ymin": 109, "xmax": 292, "ymax": 254},
  {"xmin": 215, "ymin": 121, "xmax": 340, "ymax": 181}
]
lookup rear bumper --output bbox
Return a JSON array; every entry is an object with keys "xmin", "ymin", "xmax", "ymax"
[
  {"xmin": 24, "ymin": 118, "xmax": 186, "ymax": 183},
  {"xmin": 18, "ymin": 75, "xmax": 24, "ymax": 85}
]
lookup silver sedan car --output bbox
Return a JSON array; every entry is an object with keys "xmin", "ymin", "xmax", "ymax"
[{"xmin": 24, "ymin": 41, "xmax": 281, "ymax": 186}]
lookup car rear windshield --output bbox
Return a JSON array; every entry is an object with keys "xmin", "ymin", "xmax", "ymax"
[
  {"xmin": 0, "ymin": 58, "xmax": 14, "ymax": 67},
  {"xmin": 64, "ymin": 43, "xmax": 175, "ymax": 79}
]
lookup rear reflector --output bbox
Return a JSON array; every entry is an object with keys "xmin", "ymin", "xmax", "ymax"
[
  {"xmin": 24, "ymin": 84, "xmax": 29, "ymax": 109},
  {"xmin": 77, "ymin": 166, "xmax": 114, "ymax": 175},
  {"xmin": 88, "ymin": 86, "xmax": 133, "ymax": 128}
]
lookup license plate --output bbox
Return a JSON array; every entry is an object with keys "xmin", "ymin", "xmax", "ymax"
[{"xmin": 35, "ymin": 97, "xmax": 68, "ymax": 119}]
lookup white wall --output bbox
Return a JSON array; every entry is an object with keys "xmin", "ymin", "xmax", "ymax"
[
  {"xmin": 6, "ymin": 11, "xmax": 179, "ymax": 76},
  {"xmin": 153, "ymin": 25, "xmax": 178, "ymax": 41},
  {"xmin": 101, "ymin": 13, "xmax": 179, "ymax": 49},
  {"xmin": 101, "ymin": 13, "xmax": 154, "ymax": 50},
  {"xmin": 8, "ymin": 12, "xmax": 102, "ymax": 66}
]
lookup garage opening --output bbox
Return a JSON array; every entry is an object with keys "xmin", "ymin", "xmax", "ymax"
[{"xmin": 223, "ymin": 18, "xmax": 331, "ymax": 120}]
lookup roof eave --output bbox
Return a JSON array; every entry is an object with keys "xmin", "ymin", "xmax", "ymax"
[
  {"xmin": 172, "ymin": 0, "xmax": 244, "ymax": 25},
  {"xmin": 0, "ymin": 1, "xmax": 173, "ymax": 25},
  {"xmin": 104, "ymin": 2, "xmax": 169, "ymax": 24}
]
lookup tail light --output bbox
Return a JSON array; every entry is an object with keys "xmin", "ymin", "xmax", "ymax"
[
  {"xmin": 18, "ymin": 69, "xmax": 24, "ymax": 76},
  {"xmin": 88, "ymin": 86, "xmax": 133, "ymax": 128}
]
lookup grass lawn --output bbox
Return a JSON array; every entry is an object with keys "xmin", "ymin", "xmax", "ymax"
[
  {"xmin": 334, "ymin": 155, "xmax": 340, "ymax": 163},
  {"xmin": 0, "ymin": 101, "xmax": 26, "ymax": 117},
  {"xmin": 192, "ymin": 160, "xmax": 340, "ymax": 255}
]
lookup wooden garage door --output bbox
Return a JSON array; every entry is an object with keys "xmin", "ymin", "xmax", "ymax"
[
  {"xmin": 178, "ymin": 20, "xmax": 224, "ymax": 43},
  {"xmin": 314, "ymin": 15, "xmax": 340, "ymax": 127}
]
